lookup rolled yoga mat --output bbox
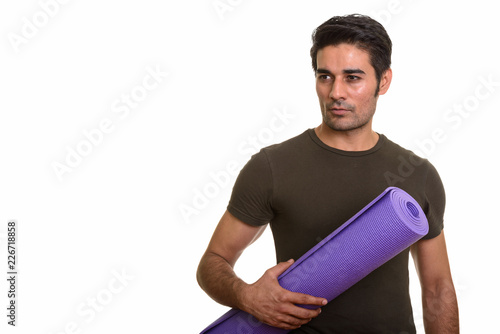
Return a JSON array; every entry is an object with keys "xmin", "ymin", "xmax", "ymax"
[{"xmin": 200, "ymin": 186, "xmax": 429, "ymax": 334}]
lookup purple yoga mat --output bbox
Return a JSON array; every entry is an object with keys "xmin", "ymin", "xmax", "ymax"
[{"xmin": 200, "ymin": 187, "xmax": 429, "ymax": 334}]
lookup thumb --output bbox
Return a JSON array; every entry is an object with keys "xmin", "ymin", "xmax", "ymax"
[{"xmin": 268, "ymin": 259, "xmax": 295, "ymax": 278}]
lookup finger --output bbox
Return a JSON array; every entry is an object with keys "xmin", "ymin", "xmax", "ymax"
[
  {"xmin": 287, "ymin": 291, "xmax": 328, "ymax": 307},
  {"xmin": 266, "ymin": 312, "xmax": 312, "ymax": 330},
  {"xmin": 267, "ymin": 259, "xmax": 295, "ymax": 278},
  {"xmin": 277, "ymin": 300, "xmax": 323, "ymax": 321}
]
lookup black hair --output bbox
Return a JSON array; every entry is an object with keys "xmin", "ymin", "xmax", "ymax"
[{"xmin": 310, "ymin": 14, "xmax": 392, "ymax": 88}]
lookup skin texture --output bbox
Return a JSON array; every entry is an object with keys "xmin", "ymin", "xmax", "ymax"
[
  {"xmin": 411, "ymin": 232, "xmax": 459, "ymax": 333},
  {"xmin": 197, "ymin": 43, "xmax": 459, "ymax": 332},
  {"xmin": 314, "ymin": 44, "xmax": 392, "ymax": 151},
  {"xmin": 197, "ymin": 210, "xmax": 327, "ymax": 330}
]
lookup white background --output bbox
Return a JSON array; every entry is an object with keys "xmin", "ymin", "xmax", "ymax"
[{"xmin": 0, "ymin": 0, "xmax": 499, "ymax": 333}]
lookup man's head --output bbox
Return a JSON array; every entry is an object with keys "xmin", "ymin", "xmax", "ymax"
[
  {"xmin": 310, "ymin": 14, "xmax": 392, "ymax": 95},
  {"xmin": 311, "ymin": 14, "xmax": 393, "ymax": 133}
]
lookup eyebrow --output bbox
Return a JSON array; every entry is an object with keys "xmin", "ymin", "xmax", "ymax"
[{"xmin": 316, "ymin": 68, "xmax": 366, "ymax": 75}]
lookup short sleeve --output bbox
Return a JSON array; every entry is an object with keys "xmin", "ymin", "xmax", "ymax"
[
  {"xmin": 422, "ymin": 162, "xmax": 446, "ymax": 239},
  {"xmin": 227, "ymin": 150, "xmax": 274, "ymax": 226}
]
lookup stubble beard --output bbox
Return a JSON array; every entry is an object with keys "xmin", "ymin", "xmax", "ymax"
[{"xmin": 321, "ymin": 100, "xmax": 377, "ymax": 132}]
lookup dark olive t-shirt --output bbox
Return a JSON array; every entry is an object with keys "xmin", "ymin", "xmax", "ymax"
[{"xmin": 227, "ymin": 129, "xmax": 445, "ymax": 333}]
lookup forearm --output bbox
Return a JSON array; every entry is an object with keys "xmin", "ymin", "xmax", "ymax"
[
  {"xmin": 422, "ymin": 280, "xmax": 459, "ymax": 333},
  {"xmin": 196, "ymin": 251, "xmax": 248, "ymax": 309}
]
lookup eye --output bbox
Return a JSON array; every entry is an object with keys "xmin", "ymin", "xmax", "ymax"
[
  {"xmin": 318, "ymin": 74, "xmax": 332, "ymax": 81},
  {"xmin": 346, "ymin": 75, "xmax": 361, "ymax": 81}
]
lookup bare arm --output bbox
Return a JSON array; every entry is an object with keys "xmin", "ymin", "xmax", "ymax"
[
  {"xmin": 411, "ymin": 231, "xmax": 459, "ymax": 333},
  {"xmin": 197, "ymin": 210, "xmax": 327, "ymax": 330},
  {"xmin": 197, "ymin": 210, "xmax": 266, "ymax": 308}
]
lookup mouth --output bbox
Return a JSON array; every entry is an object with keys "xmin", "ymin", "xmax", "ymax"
[{"xmin": 329, "ymin": 107, "xmax": 350, "ymax": 116}]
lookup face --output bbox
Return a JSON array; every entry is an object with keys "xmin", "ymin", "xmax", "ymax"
[{"xmin": 315, "ymin": 43, "xmax": 391, "ymax": 132}]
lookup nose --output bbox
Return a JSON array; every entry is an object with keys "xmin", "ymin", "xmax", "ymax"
[{"xmin": 329, "ymin": 80, "xmax": 346, "ymax": 101}]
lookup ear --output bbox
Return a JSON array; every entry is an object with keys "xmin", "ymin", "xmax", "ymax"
[{"xmin": 378, "ymin": 68, "xmax": 392, "ymax": 96}]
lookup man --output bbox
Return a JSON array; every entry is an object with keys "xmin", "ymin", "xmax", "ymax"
[{"xmin": 197, "ymin": 14, "xmax": 459, "ymax": 333}]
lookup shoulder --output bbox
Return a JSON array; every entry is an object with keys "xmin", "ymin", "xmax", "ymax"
[
  {"xmin": 380, "ymin": 135, "xmax": 444, "ymax": 201},
  {"xmin": 259, "ymin": 129, "xmax": 314, "ymax": 160},
  {"xmin": 236, "ymin": 130, "xmax": 312, "ymax": 180},
  {"xmin": 380, "ymin": 135, "xmax": 437, "ymax": 175},
  {"xmin": 380, "ymin": 135, "xmax": 445, "ymax": 225},
  {"xmin": 381, "ymin": 136, "xmax": 424, "ymax": 162}
]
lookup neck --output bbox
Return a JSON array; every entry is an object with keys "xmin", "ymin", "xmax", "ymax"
[{"xmin": 314, "ymin": 123, "xmax": 379, "ymax": 151}]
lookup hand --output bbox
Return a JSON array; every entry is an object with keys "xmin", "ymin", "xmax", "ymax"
[{"xmin": 239, "ymin": 259, "xmax": 328, "ymax": 330}]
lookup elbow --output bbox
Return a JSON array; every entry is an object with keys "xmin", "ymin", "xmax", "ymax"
[
  {"xmin": 421, "ymin": 278, "xmax": 459, "ymax": 319},
  {"xmin": 422, "ymin": 278, "xmax": 456, "ymax": 301},
  {"xmin": 196, "ymin": 255, "xmax": 207, "ymax": 291},
  {"xmin": 196, "ymin": 251, "xmax": 218, "ymax": 292},
  {"xmin": 421, "ymin": 279, "xmax": 459, "ymax": 332}
]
